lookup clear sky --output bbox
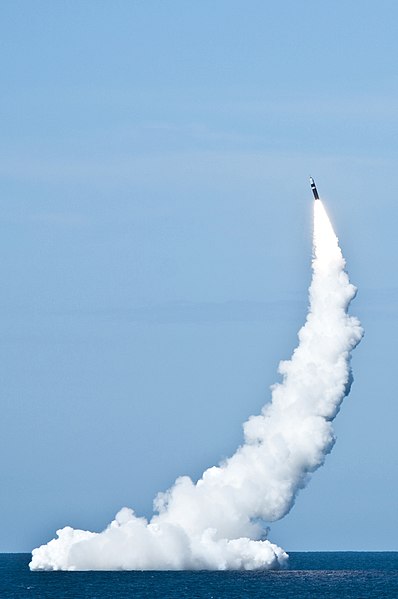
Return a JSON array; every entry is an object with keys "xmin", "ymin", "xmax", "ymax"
[{"xmin": 1, "ymin": 0, "xmax": 397, "ymax": 552}]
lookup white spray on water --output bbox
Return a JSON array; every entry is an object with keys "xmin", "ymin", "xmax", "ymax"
[{"xmin": 30, "ymin": 200, "xmax": 363, "ymax": 571}]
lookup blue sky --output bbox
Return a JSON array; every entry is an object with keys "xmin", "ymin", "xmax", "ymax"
[{"xmin": 1, "ymin": 0, "xmax": 398, "ymax": 551}]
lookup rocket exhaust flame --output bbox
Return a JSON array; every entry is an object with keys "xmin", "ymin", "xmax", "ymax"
[{"xmin": 30, "ymin": 200, "xmax": 363, "ymax": 571}]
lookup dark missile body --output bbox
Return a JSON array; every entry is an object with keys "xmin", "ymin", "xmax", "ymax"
[{"xmin": 310, "ymin": 177, "xmax": 319, "ymax": 200}]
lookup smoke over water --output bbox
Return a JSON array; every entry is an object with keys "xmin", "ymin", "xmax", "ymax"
[{"xmin": 30, "ymin": 200, "xmax": 363, "ymax": 571}]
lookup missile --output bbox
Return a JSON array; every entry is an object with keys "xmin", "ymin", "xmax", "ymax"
[{"xmin": 310, "ymin": 177, "xmax": 319, "ymax": 200}]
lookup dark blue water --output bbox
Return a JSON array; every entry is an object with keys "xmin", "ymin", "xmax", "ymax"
[{"xmin": 1, "ymin": 552, "xmax": 398, "ymax": 598}]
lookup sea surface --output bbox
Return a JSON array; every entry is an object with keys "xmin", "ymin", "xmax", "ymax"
[{"xmin": 1, "ymin": 552, "xmax": 398, "ymax": 598}]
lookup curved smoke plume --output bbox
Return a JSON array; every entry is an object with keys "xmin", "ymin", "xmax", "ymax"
[{"xmin": 30, "ymin": 200, "xmax": 363, "ymax": 571}]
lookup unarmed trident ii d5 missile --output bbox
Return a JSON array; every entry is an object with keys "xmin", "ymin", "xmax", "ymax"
[{"xmin": 310, "ymin": 177, "xmax": 320, "ymax": 200}]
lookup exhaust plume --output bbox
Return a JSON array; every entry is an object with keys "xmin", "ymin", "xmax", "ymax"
[{"xmin": 30, "ymin": 200, "xmax": 363, "ymax": 571}]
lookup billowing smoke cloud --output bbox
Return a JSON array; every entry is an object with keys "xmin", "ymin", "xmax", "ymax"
[{"xmin": 30, "ymin": 200, "xmax": 363, "ymax": 571}]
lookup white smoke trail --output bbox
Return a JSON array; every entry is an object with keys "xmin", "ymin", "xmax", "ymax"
[{"xmin": 30, "ymin": 200, "xmax": 363, "ymax": 571}]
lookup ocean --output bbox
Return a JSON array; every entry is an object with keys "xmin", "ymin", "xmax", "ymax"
[{"xmin": 1, "ymin": 552, "xmax": 398, "ymax": 598}]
